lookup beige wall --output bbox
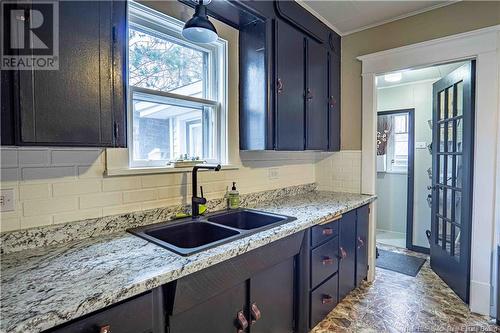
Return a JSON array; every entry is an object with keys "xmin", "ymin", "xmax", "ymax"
[{"xmin": 341, "ymin": 1, "xmax": 500, "ymax": 150}]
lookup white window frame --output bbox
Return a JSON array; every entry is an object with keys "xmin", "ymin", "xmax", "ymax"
[{"xmin": 127, "ymin": 1, "xmax": 228, "ymax": 168}]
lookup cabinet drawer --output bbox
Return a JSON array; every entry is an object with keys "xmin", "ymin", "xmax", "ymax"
[
  {"xmin": 311, "ymin": 216, "xmax": 340, "ymax": 248},
  {"xmin": 311, "ymin": 236, "xmax": 338, "ymax": 288},
  {"xmin": 310, "ymin": 274, "xmax": 338, "ymax": 329},
  {"xmin": 47, "ymin": 292, "xmax": 156, "ymax": 333}
]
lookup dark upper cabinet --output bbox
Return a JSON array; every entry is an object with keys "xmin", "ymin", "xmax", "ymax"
[
  {"xmin": 239, "ymin": 1, "xmax": 341, "ymax": 152},
  {"xmin": 328, "ymin": 51, "xmax": 341, "ymax": 151},
  {"xmin": 3, "ymin": 0, "xmax": 126, "ymax": 147},
  {"xmin": 338, "ymin": 209, "xmax": 356, "ymax": 301},
  {"xmin": 275, "ymin": 19, "xmax": 305, "ymax": 150},
  {"xmin": 305, "ymin": 38, "xmax": 328, "ymax": 150},
  {"xmin": 356, "ymin": 205, "xmax": 369, "ymax": 286}
]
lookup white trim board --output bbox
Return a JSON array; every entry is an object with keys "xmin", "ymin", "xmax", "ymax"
[{"xmin": 359, "ymin": 25, "xmax": 500, "ymax": 316}]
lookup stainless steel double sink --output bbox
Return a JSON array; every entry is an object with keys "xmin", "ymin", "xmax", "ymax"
[{"xmin": 127, "ymin": 209, "xmax": 297, "ymax": 256}]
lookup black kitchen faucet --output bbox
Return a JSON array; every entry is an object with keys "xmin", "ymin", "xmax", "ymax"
[{"xmin": 191, "ymin": 164, "xmax": 221, "ymax": 218}]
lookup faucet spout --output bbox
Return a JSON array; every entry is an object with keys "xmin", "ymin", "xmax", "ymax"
[{"xmin": 192, "ymin": 164, "xmax": 221, "ymax": 218}]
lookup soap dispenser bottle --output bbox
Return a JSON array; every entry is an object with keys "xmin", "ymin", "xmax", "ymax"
[{"xmin": 227, "ymin": 182, "xmax": 240, "ymax": 209}]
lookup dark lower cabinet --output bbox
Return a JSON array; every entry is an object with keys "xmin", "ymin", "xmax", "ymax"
[
  {"xmin": 338, "ymin": 210, "xmax": 357, "ymax": 301},
  {"xmin": 168, "ymin": 282, "xmax": 247, "ymax": 333},
  {"xmin": 356, "ymin": 205, "xmax": 370, "ymax": 286},
  {"xmin": 310, "ymin": 274, "xmax": 338, "ymax": 327},
  {"xmin": 249, "ymin": 258, "xmax": 295, "ymax": 333},
  {"xmin": 167, "ymin": 232, "xmax": 304, "ymax": 333},
  {"xmin": 46, "ymin": 291, "xmax": 164, "ymax": 333}
]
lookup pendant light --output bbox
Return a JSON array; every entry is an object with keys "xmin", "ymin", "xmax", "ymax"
[{"xmin": 182, "ymin": 0, "xmax": 218, "ymax": 44}]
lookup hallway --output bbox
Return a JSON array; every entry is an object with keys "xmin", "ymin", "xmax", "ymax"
[{"xmin": 312, "ymin": 245, "xmax": 498, "ymax": 332}]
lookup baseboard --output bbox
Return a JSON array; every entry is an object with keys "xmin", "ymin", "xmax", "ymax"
[{"xmin": 470, "ymin": 279, "xmax": 491, "ymax": 315}]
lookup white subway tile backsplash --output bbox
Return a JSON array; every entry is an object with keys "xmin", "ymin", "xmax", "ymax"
[
  {"xmin": 0, "ymin": 217, "xmax": 20, "ymax": 232},
  {"xmin": 1, "ymin": 168, "xmax": 19, "ymax": 183},
  {"xmin": 19, "ymin": 184, "xmax": 51, "ymax": 200},
  {"xmin": 18, "ymin": 149, "xmax": 49, "ymax": 166},
  {"xmin": 102, "ymin": 177, "xmax": 141, "ymax": 192},
  {"xmin": 51, "ymin": 149, "xmax": 102, "ymax": 166},
  {"xmin": 22, "ymin": 167, "xmax": 75, "ymax": 181},
  {"xmin": 23, "ymin": 197, "xmax": 78, "ymax": 217},
  {"xmin": 123, "ymin": 189, "xmax": 157, "ymax": 203},
  {"xmin": 20, "ymin": 215, "xmax": 53, "ymax": 229},
  {"xmin": 1, "ymin": 149, "xmax": 18, "ymax": 168},
  {"xmin": 315, "ymin": 151, "xmax": 361, "ymax": 193},
  {"xmin": 52, "ymin": 180, "xmax": 101, "ymax": 196},
  {"xmin": 80, "ymin": 192, "xmax": 122, "ymax": 209}
]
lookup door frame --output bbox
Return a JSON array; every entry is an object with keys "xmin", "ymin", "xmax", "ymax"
[
  {"xmin": 376, "ymin": 109, "xmax": 422, "ymax": 253},
  {"xmin": 358, "ymin": 25, "xmax": 500, "ymax": 315}
]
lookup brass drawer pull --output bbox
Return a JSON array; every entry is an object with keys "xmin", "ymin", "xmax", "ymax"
[
  {"xmin": 322, "ymin": 256, "xmax": 334, "ymax": 265},
  {"xmin": 321, "ymin": 294, "xmax": 334, "ymax": 304}
]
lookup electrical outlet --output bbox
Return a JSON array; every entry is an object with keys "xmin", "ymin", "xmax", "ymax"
[
  {"xmin": 0, "ymin": 189, "xmax": 15, "ymax": 212},
  {"xmin": 268, "ymin": 168, "xmax": 280, "ymax": 180}
]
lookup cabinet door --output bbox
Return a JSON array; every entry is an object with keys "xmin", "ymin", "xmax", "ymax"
[
  {"xmin": 49, "ymin": 292, "xmax": 160, "ymax": 333},
  {"xmin": 328, "ymin": 52, "xmax": 340, "ymax": 151},
  {"xmin": 338, "ymin": 210, "xmax": 356, "ymax": 300},
  {"xmin": 305, "ymin": 39, "xmax": 328, "ymax": 150},
  {"xmin": 250, "ymin": 258, "xmax": 295, "ymax": 333},
  {"xmin": 275, "ymin": 20, "xmax": 305, "ymax": 150},
  {"xmin": 17, "ymin": 1, "xmax": 125, "ymax": 147},
  {"xmin": 169, "ymin": 282, "xmax": 248, "ymax": 333},
  {"xmin": 356, "ymin": 205, "xmax": 369, "ymax": 286}
]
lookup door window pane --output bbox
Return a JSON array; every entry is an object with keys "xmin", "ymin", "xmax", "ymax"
[
  {"xmin": 439, "ymin": 90, "xmax": 445, "ymax": 120},
  {"xmin": 447, "ymin": 87, "xmax": 454, "ymax": 119},
  {"xmin": 439, "ymin": 123, "xmax": 445, "ymax": 152},
  {"xmin": 439, "ymin": 155, "xmax": 445, "ymax": 185},
  {"xmin": 129, "ymin": 27, "xmax": 208, "ymax": 98},
  {"xmin": 456, "ymin": 81, "xmax": 463, "ymax": 116},
  {"xmin": 453, "ymin": 226, "xmax": 461, "ymax": 262}
]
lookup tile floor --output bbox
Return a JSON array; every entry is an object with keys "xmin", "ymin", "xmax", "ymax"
[
  {"xmin": 311, "ymin": 245, "xmax": 499, "ymax": 333},
  {"xmin": 376, "ymin": 230, "xmax": 406, "ymax": 248}
]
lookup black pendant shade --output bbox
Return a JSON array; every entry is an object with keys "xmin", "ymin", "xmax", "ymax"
[{"xmin": 182, "ymin": 1, "xmax": 218, "ymax": 44}]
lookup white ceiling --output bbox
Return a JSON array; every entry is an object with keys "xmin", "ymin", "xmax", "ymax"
[
  {"xmin": 376, "ymin": 61, "xmax": 466, "ymax": 88},
  {"xmin": 298, "ymin": 0, "xmax": 454, "ymax": 35}
]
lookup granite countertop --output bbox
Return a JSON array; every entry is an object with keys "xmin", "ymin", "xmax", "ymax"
[{"xmin": 0, "ymin": 191, "xmax": 376, "ymax": 333}]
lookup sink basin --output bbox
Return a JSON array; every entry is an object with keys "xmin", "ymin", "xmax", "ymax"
[
  {"xmin": 207, "ymin": 209, "xmax": 288, "ymax": 230},
  {"xmin": 127, "ymin": 209, "xmax": 296, "ymax": 256},
  {"xmin": 129, "ymin": 221, "xmax": 240, "ymax": 256}
]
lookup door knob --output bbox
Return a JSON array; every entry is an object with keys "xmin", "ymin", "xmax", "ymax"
[
  {"xmin": 99, "ymin": 325, "xmax": 111, "ymax": 333},
  {"xmin": 322, "ymin": 228, "xmax": 333, "ymax": 235},
  {"xmin": 236, "ymin": 310, "xmax": 248, "ymax": 333},
  {"xmin": 322, "ymin": 294, "xmax": 334, "ymax": 304},
  {"xmin": 250, "ymin": 302, "xmax": 261, "ymax": 324},
  {"xmin": 340, "ymin": 246, "xmax": 347, "ymax": 259},
  {"xmin": 277, "ymin": 78, "xmax": 283, "ymax": 94},
  {"xmin": 322, "ymin": 256, "xmax": 334, "ymax": 265}
]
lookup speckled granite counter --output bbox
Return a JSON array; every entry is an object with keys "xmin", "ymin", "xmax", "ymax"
[{"xmin": 0, "ymin": 190, "xmax": 375, "ymax": 333}]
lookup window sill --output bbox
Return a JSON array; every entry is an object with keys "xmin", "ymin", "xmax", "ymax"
[{"xmin": 105, "ymin": 164, "xmax": 239, "ymax": 177}]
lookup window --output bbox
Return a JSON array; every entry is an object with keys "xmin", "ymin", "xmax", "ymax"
[
  {"xmin": 377, "ymin": 112, "xmax": 409, "ymax": 173},
  {"xmin": 128, "ymin": 2, "xmax": 227, "ymax": 168},
  {"xmin": 388, "ymin": 113, "xmax": 409, "ymax": 173}
]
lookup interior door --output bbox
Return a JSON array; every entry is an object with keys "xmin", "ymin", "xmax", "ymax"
[{"xmin": 430, "ymin": 61, "xmax": 475, "ymax": 303}]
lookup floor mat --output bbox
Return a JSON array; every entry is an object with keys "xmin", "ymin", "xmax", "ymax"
[{"xmin": 376, "ymin": 249, "xmax": 426, "ymax": 276}]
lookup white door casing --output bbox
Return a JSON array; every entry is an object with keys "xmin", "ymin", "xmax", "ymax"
[{"xmin": 358, "ymin": 25, "xmax": 500, "ymax": 316}]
